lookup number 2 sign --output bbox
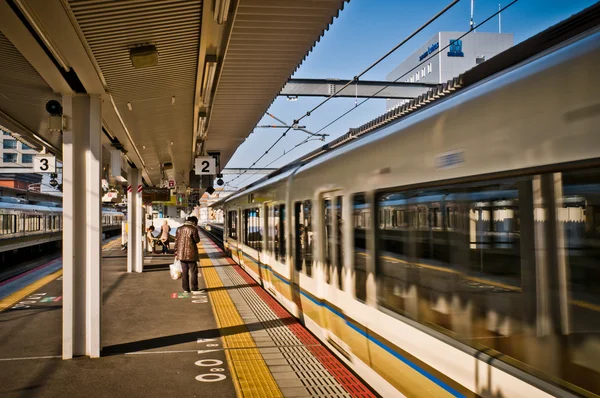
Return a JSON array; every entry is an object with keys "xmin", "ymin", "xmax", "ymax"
[
  {"xmin": 194, "ymin": 157, "xmax": 216, "ymax": 175},
  {"xmin": 33, "ymin": 155, "xmax": 56, "ymax": 173}
]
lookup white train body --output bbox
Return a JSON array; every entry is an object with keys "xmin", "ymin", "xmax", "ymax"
[
  {"xmin": 0, "ymin": 198, "xmax": 124, "ymax": 253},
  {"xmin": 219, "ymin": 27, "xmax": 600, "ymax": 398}
]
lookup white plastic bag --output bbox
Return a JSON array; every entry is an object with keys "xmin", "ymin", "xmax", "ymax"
[{"xmin": 170, "ymin": 260, "xmax": 182, "ymax": 280}]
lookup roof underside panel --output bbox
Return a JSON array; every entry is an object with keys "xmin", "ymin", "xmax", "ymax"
[
  {"xmin": 67, "ymin": 0, "xmax": 203, "ymax": 185},
  {"xmin": 205, "ymin": 0, "xmax": 347, "ymax": 167},
  {"xmin": 0, "ymin": 32, "xmax": 61, "ymax": 152}
]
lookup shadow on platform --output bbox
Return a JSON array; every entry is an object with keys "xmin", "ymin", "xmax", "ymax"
[{"xmin": 101, "ymin": 317, "xmax": 295, "ymax": 356}]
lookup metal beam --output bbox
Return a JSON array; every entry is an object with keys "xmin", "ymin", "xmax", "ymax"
[
  {"xmin": 280, "ymin": 78, "xmax": 437, "ymax": 99},
  {"xmin": 222, "ymin": 168, "xmax": 276, "ymax": 175},
  {"xmin": 0, "ymin": 167, "xmax": 36, "ymax": 173}
]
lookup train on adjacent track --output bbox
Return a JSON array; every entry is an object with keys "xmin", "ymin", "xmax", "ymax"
[
  {"xmin": 217, "ymin": 25, "xmax": 600, "ymax": 398},
  {"xmin": 0, "ymin": 196, "xmax": 124, "ymax": 257}
]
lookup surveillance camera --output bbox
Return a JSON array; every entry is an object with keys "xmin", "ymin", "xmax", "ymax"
[{"xmin": 46, "ymin": 100, "xmax": 62, "ymax": 116}]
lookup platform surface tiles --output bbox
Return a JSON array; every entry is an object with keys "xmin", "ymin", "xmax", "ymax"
[{"xmin": 0, "ymin": 233, "xmax": 376, "ymax": 398}]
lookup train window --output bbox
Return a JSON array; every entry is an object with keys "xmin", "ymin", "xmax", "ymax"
[
  {"xmin": 335, "ymin": 196, "xmax": 343, "ymax": 289},
  {"xmin": 324, "ymin": 199, "xmax": 332, "ymax": 283},
  {"xmin": 561, "ymin": 168, "xmax": 600, "ymax": 373},
  {"xmin": 294, "ymin": 201, "xmax": 313, "ymax": 276},
  {"xmin": 227, "ymin": 210, "xmax": 237, "ymax": 239},
  {"xmin": 267, "ymin": 204, "xmax": 276, "ymax": 256},
  {"xmin": 377, "ymin": 181, "xmax": 524, "ymax": 317},
  {"xmin": 0, "ymin": 214, "xmax": 16, "ymax": 235},
  {"xmin": 244, "ymin": 208, "xmax": 262, "ymax": 251},
  {"xmin": 278, "ymin": 204, "xmax": 286, "ymax": 262},
  {"xmin": 353, "ymin": 193, "xmax": 368, "ymax": 302}
]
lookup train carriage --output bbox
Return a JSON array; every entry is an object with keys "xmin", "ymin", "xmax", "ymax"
[
  {"xmin": 217, "ymin": 25, "xmax": 600, "ymax": 398},
  {"xmin": 0, "ymin": 196, "xmax": 124, "ymax": 258}
]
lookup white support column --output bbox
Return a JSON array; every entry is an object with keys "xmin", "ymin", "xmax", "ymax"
[
  {"xmin": 127, "ymin": 169, "xmax": 144, "ymax": 273},
  {"xmin": 62, "ymin": 94, "xmax": 102, "ymax": 359},
  {"xmin": 134, "ymin": 176, "xmax": 143, "ymax": 273},
  {"xmin": 127, "ymin": 179, "xmax": 134, "ymax": 273}
]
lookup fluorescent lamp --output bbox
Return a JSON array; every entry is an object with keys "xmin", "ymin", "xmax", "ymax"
[
  {"xmin": 214, "ymin": 0, "xmax": 231, "ymax": 24},
  {"xmin": 129, "ymin": 45, "xmax": 159, "ymax": 68},
  {"xmin": 197, "ymin": 109, "xmax": 207, "ymax": 141},
  {"xmin": 202, "ymin": 56, "xmax": 218, "ymax": 106}
]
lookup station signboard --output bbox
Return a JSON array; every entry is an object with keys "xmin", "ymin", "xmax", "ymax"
[
  {"xmin": 142, "ymin": 188, "xmax": 170, "ymax": 203},
  {"xmin": 33, "ymin": 155, "xmax": 56, "ymax": 173}
]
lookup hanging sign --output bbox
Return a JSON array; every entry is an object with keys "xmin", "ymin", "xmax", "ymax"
[
  {"xmin": 33, "ymin": 155, "xmax": 56, "ymax": 173},
  {"xmin": 195, "ymin": 157, "xmax": 216, "ymax": 175}
]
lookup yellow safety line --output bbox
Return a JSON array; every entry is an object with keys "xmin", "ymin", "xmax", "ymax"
[
  {"xmin": 198, "ymin": 243, "xmax": 283, "ymax": 398},
  {"xmin": 0, "ymin": 239, "xmax": 117, "ymax": 313},
  {"xmin": 0, "ymin": 269, "xmax": 62, "ymax": 312}
]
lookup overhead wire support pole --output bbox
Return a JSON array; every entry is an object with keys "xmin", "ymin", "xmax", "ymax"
[
  {"xmin": 312, "ymin": 0, "xmax": 519, "ymax": 136},
  {"xmin": 227, "ymin": 0, "xmax": 461, "ymax": 192},
  {"xmin": 261, "ymin": 113, "xmax": 327, "ymax": 139},
  {"xmin": 295, "ymin": 0, "xmax": 461, "ymax": 124}
]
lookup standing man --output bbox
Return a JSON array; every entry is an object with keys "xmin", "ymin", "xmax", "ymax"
[{"xmin": 174, "ymin": 216, "xmax": 200, "ymax": 293}]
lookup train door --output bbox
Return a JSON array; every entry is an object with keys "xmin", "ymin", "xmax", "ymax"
[
  {"xmin": 320, "ymin": 192, "xmax": 346, "ymax": 338},
  {"xmin": 235, "ymin": 207, "xmax": 242, "ymax": 264}
]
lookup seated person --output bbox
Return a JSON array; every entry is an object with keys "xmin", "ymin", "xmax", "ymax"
[{"xmin": 146, "ymin": 226, "xmax": 162, "ymax": 253}]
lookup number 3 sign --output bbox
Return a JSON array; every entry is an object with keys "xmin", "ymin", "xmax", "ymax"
[
  {"xmin": 194, "ymin": 157, "xmax": 216, "ymax": 175},
  {"xmin": 33, "ymin": 155, "xmax": 56, "ymax": 173}
]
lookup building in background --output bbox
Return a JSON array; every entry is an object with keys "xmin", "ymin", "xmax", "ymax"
[
  {"xmin": 0, "ymin": 129, "xmax": 42, "ymax": 190},
  {"xmin": 387, "ymin": 31, "xmax": 513, "ymax": 110}
]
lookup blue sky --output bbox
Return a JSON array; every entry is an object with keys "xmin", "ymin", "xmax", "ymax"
[{"xmin": 223, "ymin": 0, "xmax": 598, "ymax": 190}]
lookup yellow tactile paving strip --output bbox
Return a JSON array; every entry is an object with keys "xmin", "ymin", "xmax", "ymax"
[
  {"xmin": 198, "ymin": 243, "xmax": 283, "ymax": 398},
  {"xmin": 0, "ymin": 269, "xmax": 62, "ymax": 312}
]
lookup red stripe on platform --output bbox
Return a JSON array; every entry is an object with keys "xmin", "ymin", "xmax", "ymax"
[
  {"xmin": 233, "ymin": 266, "xmax": 376, "ymax": 398},
  {"xmin": 201, "ymin": 235, "xmax": 375, "ymax": 398}
]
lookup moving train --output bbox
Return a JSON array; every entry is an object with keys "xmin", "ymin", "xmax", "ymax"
[
  {"xmin": 217, "ymin": 23, "xmax": 600, "ymax": 398},
  {"xmin": 0, "ymin": 196, "xmax": 124, "ymax": 255}
]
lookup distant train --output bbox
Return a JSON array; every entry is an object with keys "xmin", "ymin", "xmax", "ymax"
[
  {"xmin": 0, "ymin": 196, "xmax": 124, "ymax": 254},
  {"xmin": 218, "ymin": 26, "xmax": 600, "ymax": 398}
]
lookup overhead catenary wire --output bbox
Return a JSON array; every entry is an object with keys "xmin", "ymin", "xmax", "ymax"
[
  {"xmin": 223, "ymin": 1, "xmax": 461, "ymax": 190},
  {"xmin": 313, "ymin": 0, "xmax": 519, "ymax": 135},
  {"xmin": 226, "ymin": 126, "xmax": 292, "ymax": 186},
  {"xmin": 225, "ymin": 0, "xmax": 518, "ymax": 192},
  {"xmin": 231, "ymin": 135, "xmax": 315, "ymax": 188},
  {"xmin": 295, "ymin": 0, "xmax": 461, "ymax": 125}
]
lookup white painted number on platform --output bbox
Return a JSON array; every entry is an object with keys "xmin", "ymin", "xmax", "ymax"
[
  {"xmin": 194, "ymin": 157, "xmax": 216, "ymax": 175},
  {"xmin": 192, "ymin": 290, "xmax": 208, "ymax": 304},
  {"xmin": 11, "ymin": 292, "xmax": 46, "ymax": 310},
  {"xmin": 33, "ymin": 155, "xmax": 56, "ymax": 173},
  {"xmin": 195, "ymin": 336, "xmax": 226, "ymax": 383}
]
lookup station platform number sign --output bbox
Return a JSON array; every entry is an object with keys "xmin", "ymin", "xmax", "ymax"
[
  {"xmin": 33, "ymin": 155, "xmax": 56, "ymax": 173},
  {"xmin": 195, "ymin": 156, "xmax": 216, "ymax": 175}
]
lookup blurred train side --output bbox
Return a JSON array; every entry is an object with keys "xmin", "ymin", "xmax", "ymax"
[
  {"xmin": 220, "ymin": 28, "xmax": 600, "ymax": 398},
  {"xmin": 0, "ymin": 197, "xmax": 124, "ymax": 255}
]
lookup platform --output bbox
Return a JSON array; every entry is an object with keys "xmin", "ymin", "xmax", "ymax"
[{"xmin": 0, "ymin": 232, "xmax": 376, "ymax": 398}]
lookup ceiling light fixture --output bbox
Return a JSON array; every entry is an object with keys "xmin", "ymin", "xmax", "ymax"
[
  {"xmin": 170, "ymin": 141, "xmax": 174, "ymax": 145},
  {"xmin": 129, "ymin": 44, "xmax": 159, "ymax": 68},
  {"xmin": 197, "ymin": 109, "xmax": 207, "ymax": 140},
  {"xmin": 127, "ymin": 102, "xmax": 132, "ymax": 111},
  {"xmin": 214, "ymin": 0, "xmax": 231, "ymax": 24},
  {"xmin": 142, "ymin": 145, "xmax": 146, "ymax": 149},
  {"xmin": 171, "ymin": 96, "xmax": 176, "ymax": 105},
  {"xmin": 202, "ymin": 55, "xmax": 218, "ymax": 106}
]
